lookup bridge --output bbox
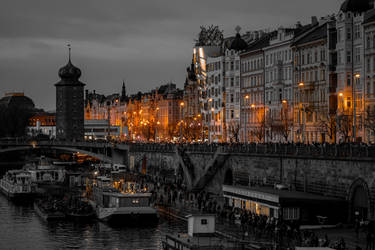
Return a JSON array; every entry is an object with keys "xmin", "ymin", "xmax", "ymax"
[{"xmin": 1, "ymin": 140, "xmax": 375, "ymax": 221}]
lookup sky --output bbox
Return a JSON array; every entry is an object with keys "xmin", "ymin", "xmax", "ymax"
[{"xmin": 0, "ymin": 0, "xmax": 342, "ymax": 110}]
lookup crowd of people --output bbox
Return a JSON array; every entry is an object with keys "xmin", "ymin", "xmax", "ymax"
[{"xmin": 139, "ymin": 173, "xmax": 354, "ymax": 249}]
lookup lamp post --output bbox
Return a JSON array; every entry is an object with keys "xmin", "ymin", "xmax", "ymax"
[
  {"xmin": 155, "ymin": 107, "xmax": 159, "ymax": 142},
  {"xmin": 180, "ymin": 102, "xmax": 184, "ymax": 142},
  {"xmin": 106, "ymin": 101, "xmax": 111, "ymax": 141},
  {"xmin": 210, "ymin": 107, "xmax": 214, "ymax": 143},
  {"xmin": 244, "ymin": 95, "xmax": 249, "ymax": 143},
  {"xmin": 353, "ymin": 73, "xmax": 360, "ymax": 142},
  {"xmin": 298, "ymin": 82, "xmax": 305, "ymax": 143}
]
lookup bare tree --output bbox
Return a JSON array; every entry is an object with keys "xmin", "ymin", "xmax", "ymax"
[
  {"xmin": 228, "ymin": 121, "xmax": 240, "ymax": 143},
  {"xmin": 253, "ymin": 118, "xmax": 265, "ymax": 143},
  {"xmin": 195, "ymin": 25, "xmax": 224, "ymax": 46},
  {"xmin": 273, "ymin": 108, "xmax": 291, "ymax": 143},
  {"xmin": 317, "ymin": 112, "xmax": 336, "ymax": 143},
  {"xmin": 337, "ymin": 113, "xmax": 352, "ymax": 143}
]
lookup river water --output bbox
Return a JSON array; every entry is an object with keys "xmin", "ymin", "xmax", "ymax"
[{"xmin": 0, "ymin": 194, "xmax": 186, "ymax": 250}]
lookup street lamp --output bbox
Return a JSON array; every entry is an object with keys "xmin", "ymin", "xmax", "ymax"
[
  {"xmin": 180, "ymin": 102, "xmax": 184, "ymax": 142},
  {"xmin": 209, "ymin": 107, "xmax": 214, "ymax": 143},
  {"xmin": 155, "ymin": 107, "xmax": 159, "ymax": 142},
  {"xmin": 244, "ymin": 95, "xmax": 250, "ymax": 143},
  {"xmin": 353, "ymin": 73, "xmax": 360, "ymax": 142}
]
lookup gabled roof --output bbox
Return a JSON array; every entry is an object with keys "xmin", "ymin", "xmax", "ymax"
[
  {"xmin": 292, "ymin": 23, "xmax": 327, "ymax": 47},
  {"xmin": 243, "ymin": 31, "xmax": 275, "ymax": 53}
]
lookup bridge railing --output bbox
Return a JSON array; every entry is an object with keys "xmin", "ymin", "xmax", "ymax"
[{"xmin": 2, "ymin": 139, "xmax": 375, "ymax": 159}]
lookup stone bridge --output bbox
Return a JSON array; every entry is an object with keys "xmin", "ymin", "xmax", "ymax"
[{"xmin": 2, "ymin": 140, "xmax": 375, "ymax": 220}]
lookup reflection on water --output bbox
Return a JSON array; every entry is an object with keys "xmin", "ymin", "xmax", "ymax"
[{"xmin": 0, "ymin": 194, "xmax": 186, "ymax": 250}]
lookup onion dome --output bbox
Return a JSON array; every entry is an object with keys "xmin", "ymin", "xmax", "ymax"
[
  {"xmin": 230, "ymin": 26, "xmax": 247, "ymax": 51},
  {"xmin": 58, "ymin": 59, "xmax": 81, "ymax": 80},
  {"xmin": 340, "ymin": 0, "xmax": 372, "ymax": 13}
]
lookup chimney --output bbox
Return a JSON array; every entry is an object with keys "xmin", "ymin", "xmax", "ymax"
[
  {"xmin": 295, "ymin": 21, "xmax": 302, "ymax": 29},
  {"xmin": 311, "ymin": 16, "xmax": 318, "ymax": 25},
  {"xmin": 85, "ymin": 89, "xmax": 89, "ymax": 101},
  {"xmin": 93, "ymin": 90, "xmax": 96, "ymax": 95}
]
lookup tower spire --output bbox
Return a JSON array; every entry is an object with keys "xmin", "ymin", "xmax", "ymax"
[{"xmin": 67, "ymin": 44, "xmax": 71, "ymax": 62}]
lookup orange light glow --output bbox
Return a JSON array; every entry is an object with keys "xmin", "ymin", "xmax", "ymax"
[{"xmin": 298, "ymin": 82, "xmax": 304, "ymax": 87}]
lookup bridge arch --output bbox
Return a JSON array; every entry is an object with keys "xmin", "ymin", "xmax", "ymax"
[
  {"xmin": 347, "ymin": 178, "xmax": 371, "ymax": 222},
  {"xmin": 0, "ymin": 145, "xmax": 112, "ymax": 163}
]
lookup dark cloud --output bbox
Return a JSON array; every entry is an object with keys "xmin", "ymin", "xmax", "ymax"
[{"xmin": 0, "ymin": 0, "xmax": 341, "ymax": 110}]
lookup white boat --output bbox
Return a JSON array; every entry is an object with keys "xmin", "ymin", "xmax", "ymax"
[
  {"xmin": 0, "ymin": 170, "xmax": 36, "ymax": 200},
  {"xmin": 89, "ymin": 176, "xmax": 158, "ymax": 224},
  {"xmin": 26, "ymin": 156, "xmax": 65, "ymax": 184}
]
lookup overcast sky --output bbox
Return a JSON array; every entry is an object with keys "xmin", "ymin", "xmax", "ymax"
[{"xmin": 0, "ymin": 0, "xmax": 341, "ymax": 110}]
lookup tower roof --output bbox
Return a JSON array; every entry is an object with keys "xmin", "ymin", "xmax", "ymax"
[
  {"xmin": 230, "ymin": 27, "xmax": 248, "ymax": 52},
  {"xmin": 55, "ymin": 46, "xmax": 85, "ymax": 86},
  {"xmin": 58, "ymin": 60, "xmax": 82, "ymax": 80}
]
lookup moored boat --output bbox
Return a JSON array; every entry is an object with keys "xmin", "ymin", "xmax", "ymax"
[
  {"xmin": 89, "ymin": 176, "xmax": 158, "ymax": 224},
  {"xmin": 34, "ymin": 198, "xmax": 66, "ymax": 221},
  {"xmin": 0, "ymin": 170, "xmax": 36, "ymax": 201},
  {"xmin": 66, "ymin": 197, "xmax": 95, "ymax": 220},
  {"xmin": 26, "ymin": 156, "xmax": 66, "ymax": 185}
]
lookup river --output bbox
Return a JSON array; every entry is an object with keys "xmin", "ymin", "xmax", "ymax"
[{"xmin": 0, "ymin": 194, "xmax": 186, "ymax": 250}]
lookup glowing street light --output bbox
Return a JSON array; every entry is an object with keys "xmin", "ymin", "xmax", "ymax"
[
  {"xmin": 355, "ymin": 73, "xmax": 360, "ymax": 79},
  {"xmin": 298, "ymin": 82, "xmax": 304, "ymax": 87},
  {"xmin": 251, "ymin": 104, "xmax": 255, "ymax": 108},
  {"xmin": 338, "ymin": 92, "xmax": 343, "ymax": 97},
  {"xmin": 282, "ymin": 100, "xmax": 287, "ymax": 104}
]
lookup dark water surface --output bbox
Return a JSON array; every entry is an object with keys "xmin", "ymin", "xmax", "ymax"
[{"xmin": 0, "ymin": 194, "xmax": 186, "ymax": 250}]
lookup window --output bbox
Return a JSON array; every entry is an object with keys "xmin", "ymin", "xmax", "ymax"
[
  {"xmin": 338, "ymin": 28, "xmax": 343, "ymax": 42},
  {"xmin": 235, "ymin": 76, "xmax": 240, "ymax": 86},
  {"xmin": 367, "ymin": 58, "xmax": 371, "ymax": 73},
  {"xmin": 346, "ymin": 27, "xmax": 351, "ymax": 40},
  {"xmin": 354, "ymin": 24, "xmax": 361, "ymax": 39},
  {"xmin": 338, "ymin": 50, "xmax": 342, "ymax": 64},
  {"xmin": 321, "ymin": 49, "xmax": 326, "ymax": 61},
  {"xmin": 355, "ymin": 46, "xmax": 361, "ymax": 64},
  {"xmin": 231, "ymin": 78, "xmax": 234, "ymax": 87},
  {"xmin": 235, "ymin": 60, "xmax": 239, "ymax": 70},
  {"xmin": 347, "ymin": 50, "xmax": 351, "ymax": 63},
  {"xmin": 230, "ymin": 61, "xmax": 234, "ymax": 70},
  {"xmin": 201, "ymin": 219, "xmax": 207, "ymax": 225},
  {"xmin": 231, "ymin": 110, "xmax": 234, "ymax": 119},
  {"xmin": 230, "ymin": 94, "xmax": 234, "ymax": 103},
  {"xmin": 347, "ymin": 74, "xmax": 351, "ymax": 87},
  {"xmin": 367, "ymin": 36, "xmax": 371, "ymax": 49}
]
